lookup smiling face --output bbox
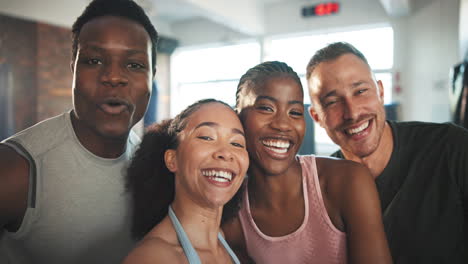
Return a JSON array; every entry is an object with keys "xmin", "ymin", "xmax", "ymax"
[
  {"xmin": 238, "ymin": 77, "xmax": 305, "ymax": 176},
  {"xmin": 165, "ymin": 103, "xmax": 249, "ymax": 208},
  {"xmin": 71, "ymin": 16, "xmax": 153, "ymax": 140},
  {"xmin": 308, "ymin": 53, "xmax": 386, "ymax": 158}
]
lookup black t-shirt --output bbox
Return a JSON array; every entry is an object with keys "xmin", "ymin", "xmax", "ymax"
[{"xmin": 332, "ymin": 121, "xmax": 468, "ymax": 263}]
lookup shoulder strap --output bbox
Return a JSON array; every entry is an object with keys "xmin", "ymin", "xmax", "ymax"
[
  {"xmin": 168, "ymin": 206, "xmax": 202, "ymax": 264},
  {"xmin": 3, "ymin": 140, "xmax": 37, "ymax": 208},
  {"xmin": 218, "ymin": 233, "xmax": 240, "ymax": 264}
]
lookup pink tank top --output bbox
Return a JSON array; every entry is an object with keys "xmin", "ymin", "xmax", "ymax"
[{"xmin": 238, "ymin": 155, "xmax": 347, "ymax": 264}]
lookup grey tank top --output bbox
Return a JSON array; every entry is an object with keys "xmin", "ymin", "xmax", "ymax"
[
  {"xmin": 168, "ymin": 206, "xmax": 240, "ymax": 264},
  {"xmin": 0, "ymin": 111, "xmax": 139, "ymax": 264}
]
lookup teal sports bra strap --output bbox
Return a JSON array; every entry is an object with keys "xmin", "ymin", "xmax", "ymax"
[
  {"xmin": 169, "ymin": 206, "xmax": 201, "ymax": 264},
  {"xmin": 168, "ymin": 206, "xmax": 240, "ymax": 264},
  {"xmin": 218, "ymin": 233, "xmax": 241, "ymax": 264}
]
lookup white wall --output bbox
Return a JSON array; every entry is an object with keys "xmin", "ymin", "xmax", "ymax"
[
  {"xmin": 393, "ymin": 0, "xmax": 459, "ymax": 122},
  {"xmin": 460, "ymin": 0, "xmax": 468, "ymax": 59}
]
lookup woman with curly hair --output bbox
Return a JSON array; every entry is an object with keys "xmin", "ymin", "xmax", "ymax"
[{"xmin": 124, "ymin": 99, "xmax": 249, "ymax": 263}]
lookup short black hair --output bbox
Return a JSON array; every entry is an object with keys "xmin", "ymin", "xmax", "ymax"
[
  {"xmin": 71, "ymin": 0, "xmax": 159, "ymax": 75},
  {"xmin": 235, "ymin": 61, "xmax": 303, "ymax": 112},
  {"xmin": 306, "ymin": 42, "xmax": 369, "ymax": 80}
]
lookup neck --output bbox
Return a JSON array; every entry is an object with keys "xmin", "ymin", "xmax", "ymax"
[
  {"xmin": 248, "ymin": 160, "xmax": 303, "ymax": 210},
  {"xmin": 342, "ymin": 121, "xmax": 394, "ymax": 178},
  {"xmin": 70, "ymin": 111, "xmax": 128, "ymax": 158},
  {"xmin": 170, "ymin": 196, "xmax": 223, "ymax": 251}
]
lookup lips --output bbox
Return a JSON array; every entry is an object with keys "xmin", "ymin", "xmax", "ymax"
[{"xmin": 98, "ymin": 98, "xmax": 131, "ymax": 115}]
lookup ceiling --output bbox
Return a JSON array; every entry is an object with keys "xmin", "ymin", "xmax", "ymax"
[{"xmin": 0, "ymin": 0, "xmax": 412, "ymax": 38}]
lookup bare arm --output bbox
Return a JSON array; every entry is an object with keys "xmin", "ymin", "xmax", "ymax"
[
  {"xmin": 0, "ymin": 144, "xmax": 29, "ymax": 232},
  {"xmin": 222, "ymin": 216, "xmax": 255, "ymax": 264},
  {"xmin": 339, "ymin": 162, "xmax": 392, "ymax": 264}
]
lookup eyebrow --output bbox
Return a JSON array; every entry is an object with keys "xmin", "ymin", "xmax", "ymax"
[
  {"xmin": 320, "ymin": 91, "xmax": 337, "ymax": 102},
  {"xmin": 256, "ymin": 95, "xmax": 303, "ymax": 106},
  {"xmin": 319, "ymin": 80, "xmax": 371, "ymax": 102},
  {"xmin": 81, "ymin": 45, "xmax": 147, "ymax": 56},
  {"xmin": 195, "ymin": 122, "xmax": 245, "ymax": 137},
  {"xmin": 351, "ymin": 80, "xmax": 369, "ymax": 87}
]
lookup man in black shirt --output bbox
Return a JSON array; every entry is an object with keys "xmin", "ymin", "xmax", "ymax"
[{"xmin": 306, "ymin": 42, "xmax": 468, "ymax": 263}]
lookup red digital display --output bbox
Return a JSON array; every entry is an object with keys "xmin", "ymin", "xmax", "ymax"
[
  {"xmin": 302, "ymin": 2, "xmax": 340, "ymax": 17},
  {"xmin": 315, "ymin": 2, "xmax": 340, "ymax": 16}
]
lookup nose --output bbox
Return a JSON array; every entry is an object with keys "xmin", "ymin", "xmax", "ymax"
[
  {"xmin": 213, "ymin": 146, "xmax": 234, "ymax": 162},
  {"xmin": 101, "ymin": 63, "xmax": 128, "ymax": 87},
  {"xmin": 270, "ymin": 111, "xmax": 292, "ymax": 132},
  {"xmin": 342, "ymin": 97, "xmax": 359, "ymax": 121}
]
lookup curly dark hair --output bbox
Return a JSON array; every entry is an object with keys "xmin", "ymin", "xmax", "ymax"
[
  {"xmin": 305, "ymin": 42, "xmax": 369, "ymax": 80},
  {"xmin": 126, "ymin": 98, "xmax": 246, "ymax": 240},
  {"xmin": 235, "ymin": 61, "xmax": 303, "ymax": 112},
  {"xmin": 71, "ymin": 0, "xmax": 159, "ymax": 75}
]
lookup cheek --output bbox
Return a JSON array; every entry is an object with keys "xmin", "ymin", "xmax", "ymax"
[
  {"xmin": 243, "ymin": 117, "xmax": 262, "ymax": 141},
  {"xmin": 320, "ymin": 109, "xmax": 340, "ymax": 128},
  {"xmin": 243, "ymin": 114, "xmax": 257, "ymax": 131},
  {"xmin": 295, "ymin": 120, "xmax": 306, "ymax": 138},
  {"xmin": 132, "ymin": 86, "xmax": 151, "ymax": 114},
  {"xmin": 238, "ymin": 150, "xmax": 250, "ymax": 172},
  {"xmin": 134, "ymin": 81, "xmax": 151, "ymax": 98}
]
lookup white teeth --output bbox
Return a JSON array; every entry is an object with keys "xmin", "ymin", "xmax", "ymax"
[
  {"xmin": 262, "ymin": 139, "xmax": 290, "ymax": 154},
  {"xmin": 266, "ymin": 146, "xmax": 287, "ymax": 154},
  {"xmin": 347, "ymin": 121, "xmax": 369, "ymax": 135},
  {"xmin": 201, "ymin": 169, "xmax": 233, "ymax": 181},
  {"xmin": 212, "ymin": 177, "xmax": 228, "ymax": 183},
  {"xmin": 262, "ymin": 139, "xmax": 290, "ymax": 149}
]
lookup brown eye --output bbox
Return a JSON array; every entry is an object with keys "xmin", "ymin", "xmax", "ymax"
[
  {"xmin": 127, "ymin": 62, "xmax": 145, "ymax": 69},
  {"xmin": 290, "ymin": 110, "xmax": 303, "ymax": 116},
  {"xmin": 356, "ymin": 89, "xmax": 368, "ymax": 95},
  {"xmin": 231, "ymin": 142, "xmax": 245, "ymax": 148},
  {"xmin": 87, "ymin": 58, "xmax": 102, "ymax": 65},
  {"xmin": 197, "ymin": 136, "xmax": 213, "ymax": 141},
  {"xmin": 256, "ymin": 105, "xmax": 274, "ymax": 112}
]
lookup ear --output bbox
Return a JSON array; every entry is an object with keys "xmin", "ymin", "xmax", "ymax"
[
  {"xmin": 308, "ymin": 105, "xmax": 323, "ymax": 127},
  {"xmin": 164, "ymin": 149, "xmax": 178, "ymax": 173},
  {"xmin": 377, "ymin": 80, "xmax": 385, "ymax": 102}
]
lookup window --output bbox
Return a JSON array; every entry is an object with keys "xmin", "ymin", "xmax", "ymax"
[
  {"xmin": 265, "ymin": 26, "xmax": 394, "ymax": 154},
  {"xmin": 171, "ymin": 42, "xmax": 261, "ymax": 115},
  {"xmin": 170, "ymin": 27, "xmax": 393, "ymax": 155}
]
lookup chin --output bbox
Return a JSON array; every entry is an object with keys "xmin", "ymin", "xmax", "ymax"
[
  {"xmin": 350, "ymin": 142, "xmax": 379, "ymax": 158},
  {"xmin": 261, "ymin": 163, "xmax": 291, "ymax": 176},
  {"xmin": 206, "ymin": 199, "xmax": 230, "ymax": 209},
  {"xmin": 97, "ymin": 126, "xmax": 130, "ymax": 140}
]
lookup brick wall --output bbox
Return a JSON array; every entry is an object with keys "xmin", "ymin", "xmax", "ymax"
[
  {"xmin": 37, "ymin": 22, "xmax": 72, "ymax": 122},
  {"xmin": 0, "ymin": 13, "xmax": 37, "ymax": 132},
  {"xmin": 0, "ymin": 13, "xmax": 72, "ymax": 133}
]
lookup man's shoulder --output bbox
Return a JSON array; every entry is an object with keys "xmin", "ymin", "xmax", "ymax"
[
  {"xmin": 390, "ymin": 120, "xmax": 468, "ymax": 140},
  {"xmin": 390, "ymin": 120, "xmax": 466, "ymax": 130},
  {"xmin": 3, "ymin": 112, "xmax": 71, "ymax": 157},
  {"xmin": 330, "ymin": 150, "xmax": 343, "ymax": 158}
]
